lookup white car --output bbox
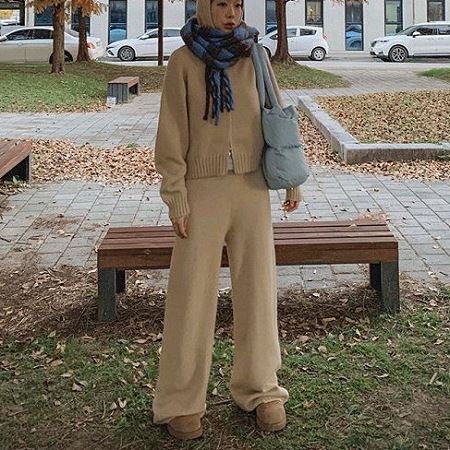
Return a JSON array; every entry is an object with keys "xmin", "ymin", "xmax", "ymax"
[
  {"xmin": 371, "ymin": 21, "xmax": 450, "ymax": 62},
  {"xmin": 0, "ymin": 26, "xmax": 104, "ymax": 64},
  {"xmin": 106, "ymin": 28, "xmax": 183, "ymax": 61},
  {"xmin": 259, "ymin": 26, "xmax": 329, "ymax": 61}
]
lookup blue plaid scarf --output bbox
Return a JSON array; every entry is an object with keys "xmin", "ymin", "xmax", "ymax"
[{"xmin": 181, "ymin": 17, "xmax": 259, "ymax": 125}]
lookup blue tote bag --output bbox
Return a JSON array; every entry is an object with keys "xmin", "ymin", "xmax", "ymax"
[{"xmin": 251, "ymin": 44, "xmax": 310, "ymax": 190}]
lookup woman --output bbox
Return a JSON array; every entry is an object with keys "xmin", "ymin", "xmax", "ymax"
[{"xmin": 153, "ymin": 0, "xmax": 301, "ymax": 440}]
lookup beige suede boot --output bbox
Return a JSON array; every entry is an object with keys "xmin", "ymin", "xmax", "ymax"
[
  {"xmin": 167, "ymin": 413, "xmax": 203, "ymax": 440},
  {"xmin": 255, "ymin": 400, "xmax": 287, "ymax": 432}
]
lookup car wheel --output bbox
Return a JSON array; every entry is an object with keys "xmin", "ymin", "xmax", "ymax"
[
  {"xmin": 64, "ymin": 51, "xmax": 73, "ymax": 62},
  {"xmin": 263, "ymin": 47, "xmax": 272, "ymax": 59},
  {"xmin": 310, "ymin": 47, "xmax": 326, "ymax": 61},
  {"xmin": 49, "ymin": 51, "xmax": 73, "ymax": 64},
  {"xmin": 118, "ymin": 46, "xmax": 135, "ymax": 62},
  {"xmin": 389, "ymin": 45, "xmax": 408, "ymax": 63}
]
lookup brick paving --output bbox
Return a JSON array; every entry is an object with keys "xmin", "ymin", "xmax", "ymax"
[
  {"xmin": 1, "ymin": 167, "xmax": 449, "ymax": 288},
  {"xmin": 0, "ymin": 59, "xmax": 449, "ymax": 288}
]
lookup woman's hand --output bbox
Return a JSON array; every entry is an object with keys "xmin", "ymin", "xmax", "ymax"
[
  {"xmin": 282, "ymin": 200, "xmax": 299, "ymax": 213},
  {"xmin": 171, "ymin": 216, "xmax": 189, "ymax": 239}
]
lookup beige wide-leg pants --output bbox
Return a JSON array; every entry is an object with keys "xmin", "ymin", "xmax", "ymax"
[{"xmin": 152, "ymin": 169, "xmax": 289, "ymax": 424}]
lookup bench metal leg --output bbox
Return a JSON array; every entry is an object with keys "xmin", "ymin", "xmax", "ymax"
[
  {"xmin": 380, "ymin": 261, "xmax": 400, "ymax": 314},
  {"xmin": 98, "ymin": 268, "xmax": 117, "ymax": 321},
  {"xmin": 369, "ymin": 263, "xmax": 381, "ymax": 291},
  {"xmin": 3, "ymin": 155, "xmax": 32, "ymax": 182},
  {"xmin": 116, "ymin": 270, "xmax": 126, "ymax": 294}
]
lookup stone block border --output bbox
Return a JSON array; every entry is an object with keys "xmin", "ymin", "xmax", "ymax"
[{"xmin": 298, "ymin": 95, "xmax": 450, "ymax": 164}]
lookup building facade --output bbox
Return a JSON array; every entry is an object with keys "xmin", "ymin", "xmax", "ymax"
[{"xmin": 8, "ymin": 0, "xmax": 450, "ymax": 53}]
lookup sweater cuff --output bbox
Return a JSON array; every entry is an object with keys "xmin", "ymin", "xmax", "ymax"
[
  {"xmin": 167, "ymin": 195, "xmax": 190, "ymax": 220},
  {"xmin": 285, "ymin": 187, "xmax": 302, "ymax": 202}
]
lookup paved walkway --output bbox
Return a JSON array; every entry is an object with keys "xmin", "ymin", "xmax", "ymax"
[
  {"xmin": 0, "ymin": 60, "xmax": 449, "ymax": 288},
  {"xmin": 1, "ymin": 166, "xmax": 449, "ymax": 288}
]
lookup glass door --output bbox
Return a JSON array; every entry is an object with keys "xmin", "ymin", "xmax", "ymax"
[
  {"xmin": 109, "ymin": 0, "xmax": 127, "ymax": 44},
  {"xmin": 345, "ymin": 0, "xmax": 363, "ymax": 51}
]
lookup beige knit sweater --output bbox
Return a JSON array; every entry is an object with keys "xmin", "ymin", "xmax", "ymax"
[{"xmin": 155, "ymin": 45, "xmax": 302, "ymax": 220}]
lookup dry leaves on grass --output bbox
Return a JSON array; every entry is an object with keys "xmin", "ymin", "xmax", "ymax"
[
  {"xmin": 316, "ymin": 90, "xmax": 450, "ymax": 144},
  {"xmin": 300, "ymin": 113, "xmax": 450, "ymax": 181},
  {"xmin": 32, "ymin": 139, "xmax": 161, "ymax": 186},
  {"xmin": 1, "ymin": 259, "xmax": 447, "ymax": 343}
]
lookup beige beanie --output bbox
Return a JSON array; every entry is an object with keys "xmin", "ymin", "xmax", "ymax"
[{"xmin": 195, "ymin": 0, "xmax": 244, "ymax": 29}]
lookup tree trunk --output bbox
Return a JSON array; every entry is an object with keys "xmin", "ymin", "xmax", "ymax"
[
  {"xmin": 272, "ymin": 0, "xmax": 294, "ymax": 65},
  {"xmin": 51, "ymin": 3, "xmax": 66, "ymax": 74},
  {"xmin": 76, "ymin": 9, "xmax": 90, "ymax": 62}
]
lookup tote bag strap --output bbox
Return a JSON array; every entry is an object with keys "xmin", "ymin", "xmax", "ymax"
[{"xmin": 251, "ymin": 44, "xmax": 280, "ymax": 110}]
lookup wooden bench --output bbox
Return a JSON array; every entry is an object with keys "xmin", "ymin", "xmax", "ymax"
[
  {"xmin": 107, "ymin": 76, "xmax": 140, "ymax": 104},
  {"xmin": 0, "ymin": 140, "xmax": 32, "ymax": 182},
  {"xmin": 97, "ymin": 220, "xmax": 400, "ymax": 322}
]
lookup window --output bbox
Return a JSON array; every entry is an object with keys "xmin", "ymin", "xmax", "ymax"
[
  {"xmin": 109, "ymin": 0, "xmax": 127, "ymax": 43},
  {"xmin": 305, "ymin": 0, "xmax": 323, "ymax": 27},
  {"xmin": 416, "ymin": 25, "xmax": 436, "ymax": 35},
  {"xmin": 428, "ymin": 0, "xmax": 445, "ymax": 21},
  {"xmin": 146, "ymin": 0, "xmax": 158, "ymax": 31},
  {"xmin": 71, "ymin": 9, "xmax": 91, "ymax": 35},
  {"xmin": 0, "ymin": 1, "xmax": 21, "ymax": 25},
  {"xmin": 385, "ymin": 0, "xmax": 402, "ymax": 35},
  {"xmin": 437, "ymin": 24, "xmax": 450, "ymax": 35},
  {"xmin": 266, "ymin": 0, "xmax": 276, "ymax": 33},
  {"xmin": 32, "ymin": 28, "xmax": 52, "ymax": 39},
  {"xmin": 270, "ymin": 28, "xmax": 297, "ymax": 41},
  {"xmin": 165, "ymin": 29, "xmax": 180, "ymax": 37},
  {"xmin": 6, "ymin": 28, "xmax": 32, "ymax": 40},
  {"xmin": 300, "ymin": 28, "xmax": 316, "ymax": 36},
  {"xmin": 185, "ymin": 0, "xmax": 196, "ymax": 22},
  {"xmin": 35, "ymin": 6, "xmax": 53, "ymax": 25},
  {"xmin": 345, "ymin": 0, "xmax": 363, "ymax": 51}
]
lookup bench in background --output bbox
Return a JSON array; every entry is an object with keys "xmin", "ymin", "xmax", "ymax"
[{"xmin": 107, "ymin": 76, "xmax": 140, "ymax": 104}]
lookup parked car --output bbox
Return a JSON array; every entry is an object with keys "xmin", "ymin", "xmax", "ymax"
[
  {"xmin": 259, "ymin": 26, "xmax": 329, "ymax": 61},
  {"xmin": 0, "ymin": 26, "xmax": 104, "ymax": 64},
  {"xmin": 106, "ymin": 28, "xmax": 183, "ymax": 61},
  {"xmin": 0, "ymin": 23, "xmax": 23, "ymax": 36},
  {"xmin": 370, "ymin": 21, "xmax": 450, "ymax": 62}
]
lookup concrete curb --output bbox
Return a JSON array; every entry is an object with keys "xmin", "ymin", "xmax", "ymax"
[{"xmin": 298, "ymin": 94, "xmax": 450, "ymax": 164}]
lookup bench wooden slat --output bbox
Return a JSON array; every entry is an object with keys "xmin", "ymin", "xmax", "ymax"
[
  {"xmin": 104, "ymin": 220, "xmax": 387, "ymax": 235},
  {"xmin": 102, "ymin": 225, "xmax": 391, "ymax": 241},
  {"xmin": 0, "ymin": 140, "xmax": 32, "ymax": 179},
  {"xmin": 101, "ymin": 223, "xmax": 391, "ymax": 240},
  {"xmin": 99, "ymin": 233, "xmax": 396, "ymax": 250},
  {"xmin": 109, "ymin": 76, "xmax": 139, "ymax": 86},
  {"xmin": 98, "ymin": 247, "xmax": 399, "ymax": 270}
]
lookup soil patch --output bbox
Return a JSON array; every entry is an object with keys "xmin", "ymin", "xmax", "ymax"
[
  {"xmin": 317, "ymin": 90, "xmax": 450, "ymax": 144},
  {"xmin": 32, "ymin": 140, "xmax": 160, "ymax": 187},
  {"xmin": 0, "ymin": 260, "xmax": 447, "ymax": 342},
  {"xmin": 301, "ymin": 113, "xmax": 450, "ymax": 182}
]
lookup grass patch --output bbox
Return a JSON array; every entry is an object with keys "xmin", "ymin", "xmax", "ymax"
[
  {"xmin": 420, "ymin": 68, "xmax": 450, "ymax": 83},
  {"xmin": 0, "ymin": 262, "xmax": 449, "ymax": 449},
  {"xmin": 0, "ymin": 59, "xmax": 346, "ymax": 113},
  {"xmin": 0, "ymin": 62, "xmax": 166, "ymax": 113},
  {"xmin": 273, "ymin": 62, "xmax": 348, "ymax": 90},
  {"xmin": 317, "ymin": 90, "xmax": 450, "ymax": 144}
]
